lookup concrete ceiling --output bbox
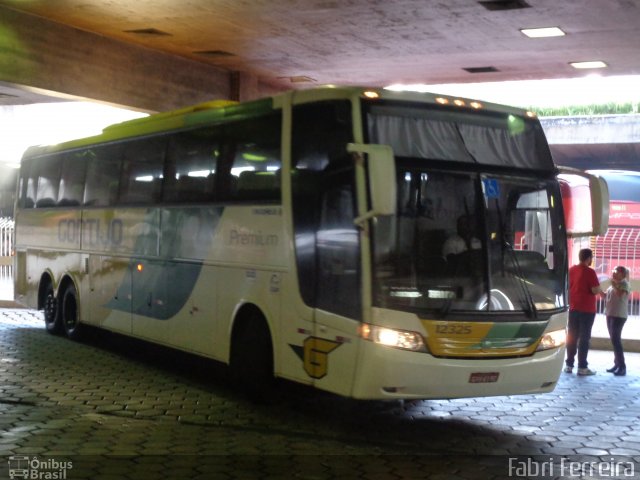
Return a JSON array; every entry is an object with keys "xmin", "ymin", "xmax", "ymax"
[{"xmin": 1, "ymin": 0, "xmax": 640, "ymax": 105}]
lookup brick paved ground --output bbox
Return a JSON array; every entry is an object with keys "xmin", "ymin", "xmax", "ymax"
[{"xmin": 1, "ymin": 308, "xmax": 639, "ymax": 479}]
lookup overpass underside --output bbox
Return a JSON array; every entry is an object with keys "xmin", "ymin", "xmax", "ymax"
[
  {"xmin": 542, "ymin": 115, "xmax": 640, "ymax": 172},
  {"xmin": 551, "ymin": 142, "xmax": 640, "ymax": 171},
  {"xmin": 0, "ymin": 5, "xmax": 277, "ymax": 111}
]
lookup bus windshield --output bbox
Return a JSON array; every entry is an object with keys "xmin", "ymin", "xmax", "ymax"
[
  {"xmin": 372, "ymin": 169, "xmax": 567, "ymax": 316},
  {"xmin": 366, "ymin": 103, "xmax": 566, "ymax": 317}
]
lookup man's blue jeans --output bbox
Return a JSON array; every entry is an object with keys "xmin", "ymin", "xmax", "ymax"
[{"xmin": 565, "ymin": 310, "xmax": 596, "ymax": 369}]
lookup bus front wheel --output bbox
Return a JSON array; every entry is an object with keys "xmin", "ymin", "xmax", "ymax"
[
  {"xmin": 61, "ymin": 285, "xmax": 83, "ymax": 341},
  {"xmin": 229, "ymin": 313, "xmax": 274, "ymax": 401}
]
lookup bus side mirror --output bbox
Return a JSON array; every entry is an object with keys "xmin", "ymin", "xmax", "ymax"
[
  {"xmin": 558, "ymin": 168, "xmax": 609, "ymax": 237},
  {"xmin": 347, "ymin": 143, "xmax": 396, "ymax": 222},
  {"xmin": 589, "ymin": 175, "xmax": 609, "ymax": 235}
]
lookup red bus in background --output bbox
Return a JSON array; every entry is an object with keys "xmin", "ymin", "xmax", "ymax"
[{"xmin": 568, "ymin": 170, "xmax": 640, "ymax": 308}]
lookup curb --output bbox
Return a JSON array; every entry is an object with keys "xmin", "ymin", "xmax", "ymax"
[
  {"xmin": 0, "ymin": 300, "xmax": 24, "ymax": 308},
  {"xmin": 592, "ymin": 336, "xmax": 640, "ymax": 353}
]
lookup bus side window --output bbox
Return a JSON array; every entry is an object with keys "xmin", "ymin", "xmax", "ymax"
[
  {"xmin": 119, "ymin": 137, "xmax": 166, "ymax": 205},
  {"xmin": 83, "ymin": 145, "xmax": 123, "ymax": 207},
  {"xmin": 58, "ymin": 152, "xmax": 87, "ymax": 207},
  {"xmin": 35, "ymin": 154, "xmax": 62, "ymax": 208},
  {"xmin": 221, "ymin": 113, "xmax": 282, "ymax": 202},
  {"xmin": 163, "ymin": 127, "xmax": 219, "ymax": 204},
  {"xmin": 18, "ymin": 158, "xmax": 37, "ymax": 209}
]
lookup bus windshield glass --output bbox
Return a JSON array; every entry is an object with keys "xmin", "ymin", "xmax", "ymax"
[{"xmin": 366, "ymin": 102, "xmax": 566, "ymax": 316}]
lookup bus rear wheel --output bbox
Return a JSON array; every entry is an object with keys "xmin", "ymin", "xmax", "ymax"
[
  {"xmin": 230, "ymin": 313, "xmax": 274, "ymax": 402},
  {"xmin": 61, "ymin": 285, "xmax": 83, "ymax": 341},
  {"xmin": 43, "ymin": 282, "xmax": 62, "ymax": 334}
]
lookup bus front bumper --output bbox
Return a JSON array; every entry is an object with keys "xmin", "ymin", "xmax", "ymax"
[{"xmin": 350, "ymin": 340, "xmax": 565, "ymax": 400}]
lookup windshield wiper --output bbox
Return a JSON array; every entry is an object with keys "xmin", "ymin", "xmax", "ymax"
[
  {"xmin": 493, "ymin": 198, "xmax": 537, "ymax": 318},
  {"xmin": 502, "ymin": 241, "xmax": 538, "ymax": 319}
]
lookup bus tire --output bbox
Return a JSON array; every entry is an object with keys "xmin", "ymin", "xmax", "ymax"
[
  {"xmin": 61, "ymin": 284, "xmax": 83, "ymax": 341},
  {"xmin": 230, "ymin": 312, "xmax": 274, "ymax": 402},
  {"xmin": 42, "ymin": 281, "xmax": 62, "ymax": 335}
]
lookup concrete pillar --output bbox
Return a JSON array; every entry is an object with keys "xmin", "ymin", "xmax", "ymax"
[{"xmin": 230, "ymin": 71, "xmax": 260, "ymax": 103}]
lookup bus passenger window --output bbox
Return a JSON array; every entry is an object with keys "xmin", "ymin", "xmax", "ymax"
[
  {"xmin": 222, "ymin": 114, "xmax": 282, "ymax": 202},
  {"xmin": 58, "ymin": 152, "xmax": 87, "ymax": 206},
  {"xmin": 83, "ymin": 145, "xmax": 123, "ymax": 207},
  {"xmin": 163, "ymin": 128, "xmax": 220, "ymax": 204},
  {"xmin": 119, "ymin": 137, "xmax": 166, "ymax": 205},
  {"xmin": 35, "ymin": 155, "xmax": 62, "ymax": 208},
  {"xmin": 19, "ymin": 158, "xmax": 37, "ymax": 208}
]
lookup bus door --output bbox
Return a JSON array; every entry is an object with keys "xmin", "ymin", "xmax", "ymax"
[
  {"xmin": 288, "ymin": 100, "xmax": 361, "ymax": 395},
  {"xmin": 309, "ymin": 168, "xmax": 362, "ymax": 396}
]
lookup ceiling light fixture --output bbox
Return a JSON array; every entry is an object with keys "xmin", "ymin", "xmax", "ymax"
[
  {"xmin": 193, "ymin": 50, "xmax": 235, "ymax": 57},
  {"xmin": 463, "ymin": 66, "xmax": 499, "ymax": 74},
  {"xmin": 520, "ymin": 27, "xmax": 566, "ymax": 38},
  {"xmin": 570, "ymin": 61, "xmax": 608, "ymax": 69},
  {"xmin": 124, "ymin": 28, "xmax": 171, "ymax": 36},
  {"xmin": 278, "ymin": 76, "xmax": 316, "ymax": 83},
  {"xmin": 479, "ymin": 0, "xmax": 531, "ymax": 11}
]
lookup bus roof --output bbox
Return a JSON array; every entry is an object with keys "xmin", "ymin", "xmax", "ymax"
[{"xmin": 23, "ymin": 86, "xmax": 537, "ymax": 158}]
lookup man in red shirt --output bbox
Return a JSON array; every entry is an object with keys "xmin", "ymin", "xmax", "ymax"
[{"xmin": 565, "ymin": 248, "xmax": 602, "ymax": 375}]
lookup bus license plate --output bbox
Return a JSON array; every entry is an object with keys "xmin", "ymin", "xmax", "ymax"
[{"xmin": 469, "ymin": 372, "xmax": 499, "ymax": 383}]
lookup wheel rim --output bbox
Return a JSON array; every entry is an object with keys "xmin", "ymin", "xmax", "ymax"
[
  {"xmin": 64, "ymin": 293, "xmax": 78, "ymax": 332},
  {"xmin": 44, "ymin": 291, "xmax": 57, "ymax": 325}
]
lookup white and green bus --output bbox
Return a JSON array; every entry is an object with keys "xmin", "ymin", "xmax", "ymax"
[{"xmin": 14, "ymin": 87, "xmax": 607, "ymax": 400}]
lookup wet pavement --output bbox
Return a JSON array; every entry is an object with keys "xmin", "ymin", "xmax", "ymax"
[{"xmin": 0, "ymin": 308, "xmax": 639, "ymax": 479}]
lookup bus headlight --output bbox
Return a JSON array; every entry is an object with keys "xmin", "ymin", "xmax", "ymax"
[
  {"xmin": 536, "ymin": 329, "xmax": 566, "ymax": 351},
  {"xmin": 359, "ymin": 323, "xmax": 428, "ymax": 352}
]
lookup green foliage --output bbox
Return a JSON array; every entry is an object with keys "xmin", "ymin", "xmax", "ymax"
[{"xmin": 531, "ymin": 102, "xmax": 639, "ymax": 117}]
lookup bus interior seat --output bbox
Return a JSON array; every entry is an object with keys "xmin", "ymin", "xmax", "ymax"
[
  {"xmin": 419, "ymin": 229, "xmax": 447, "ymax": 256},
  {"xmin": 422, "ymin": 255, "xmax": 448, "ymax": 276},
  {"xmin": 206, "ymin": 173, "xmax": 216, "ymax": 193},
  {"xmin": 57, "ymin": 184, "xmax": 84, "ymax": 206},
  {"xmin": 171, "ymin": 175, "xmax": 213, "ymax": 202},
  {"xmin": 120, "ymin": 178, "xmax": 160, "ymax": 204},
  {"xmin": 512, "ymin": 250, "xmax": 548, "ymax": 272},
  {"xmin": 237, "ymin": 170, "xmax": 280, "ymax": 199},
  {"xmin": 35, "ymin": 198, "xmax": 56, "ymax": 208},
  {"xmin": 84, "ymin": 180, "xmax": 119, "ymax": 207},
  {"xmin": 416, "ymin": 230, "xmax": 448, "ymax": 274},
  {"xmin": 57, "ymin": 198, "xmax": 81, "ymax": 207}
]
